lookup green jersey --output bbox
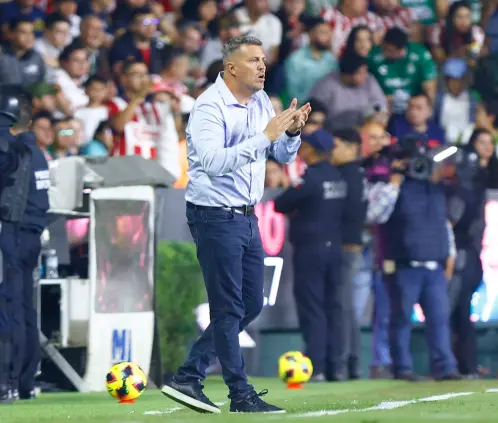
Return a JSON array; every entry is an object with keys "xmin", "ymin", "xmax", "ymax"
[
  {"xmin": 368, "ymin": 42, "xmax": 437, "ymax": 114},
  {"xmin": 399, "ymin": 0, "xmax": 437, "ymax": 25}
]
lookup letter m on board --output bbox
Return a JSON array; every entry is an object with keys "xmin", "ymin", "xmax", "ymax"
[{"xmin": 112, "ymin": 329, "xmax": 132, "ymax": 363}]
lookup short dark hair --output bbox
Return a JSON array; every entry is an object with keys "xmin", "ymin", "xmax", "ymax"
[
  {"xmin": 339, "ymin": 52, "xmax": 367, "ymax": 75},
  {"xmin": 45, "ymin": 12, "xmax": 70, "ymax": 30},
  {"xmin": 384, "ymin": 27, "xmax": 409, "ymax": 50},
  {"xmin": 31, "ymin": 111, "xmax": 53, "ymax": 126},
  {"xmin": 161, "ymin": 47, "xmax": 187, "ymax": 70},
  {"xmin": 9, "ymin": 17, "xmax": 34, "ymax": 31},
  {"xmin": 132, "ymin": 6, "xmax": 154, "ymax": 20},
  {"xmin": 333, "ymin": 128, "xmax": 362, "ymax": 144},
  {"xmin": 307, "ymin": 98, "xmax": 328, "ymax": 115},
  {"xmin": 122, "ymin": 58, "xmax": 147, "ymax": 74},
  {"xmin": 83, "ymin": 75, "xmax": 107, "ymax": 88},
  {"xmin": 59, "ymin": 40, "xmax": 87, "ymax": 62},
  {"xmin": 222, "ymin": 35, "xmax": 263, "ymax": 63},
  {"xmin": 410, "ymin": 91, "xmax": 433, "ymax": 107}
]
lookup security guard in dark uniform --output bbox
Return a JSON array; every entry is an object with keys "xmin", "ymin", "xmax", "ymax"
[
  {"xmin": 9, "ymin": 104, "xmax": 49, "ymax": 400},
  {"xmin": 274, "ymin": 129, "xmax": 346, "ymax": 382},
  {"xmin": 0, "ymin": 85, "xmax": 33, "ymax": 404}
]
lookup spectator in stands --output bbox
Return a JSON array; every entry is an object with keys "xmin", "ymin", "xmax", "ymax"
[
  {"xmin": 0, "ymin": 18, "xmax": 46, "ymax": 86},
  {"xmin": 199, "ymin": 13, "xmax": 241, "ymax": 71},
  {"xmin": 370, "ymin": 0, "xmax": 419, "ymax": 40},
  {"xmin": 265, "ymin": 158, "xmax": 290, "ymax": 188},
  {"xmin": 429, "ymin": 1, "xmax": 485, "ymax": 65},
  {"xmin": 368, "ymin": 27, "xmax": 437, "ymax": 115},
  {"xmin": 31, "ymin": 112, "xmax": 55, "ymax": 161},
  {"xmin": 458, "ymin": 99, "xmax": 498, "ymax": 145},
  {"xmin": 389, "ymin": 93, "xmax": 446, "ymax": 145},
  {"xmin": 34, "ymin": 12, "xmax": 71, "ymax": 79},
  {"xmin": 54, "ymin": 42, "xmax": 90, "ymax": 117},
  {"xmin": 77, "ymin": 0, "xmax": 113, "ymax": 34},
  {"xmin": 79, "ymin": 119, "xmax": 113, "ymax": 157},
  {"xmin": 181, "ymin": 0, "xmax": 217, "ymax": 37},
  {"xmin": 75, "ymin": 15, "xmax": 112, "ymax": 79},
  {"xmin": 74, "ymin": 76, "xmax": 109, "ymax": 144},
  {"xmin": 275, "ymin": 0, "xmax": 310, "ymax": 64},
  {"xmin": 54, "ymin": 0, "xmax": 81, "ymax": 42},
  {"xmin": 321, "ymin": 0, "xmax": 384, "ymax": 55},
  {"xmin": 71, "ymin": 117, "xmax": 85, "ymax": 148},
  {"xmin": 309, "ymin": 53, "xmax": 387, "ymax": 131},
  {"xmin": 234, "ymin": 0, "xmax": 283, "ymax": 67},
  {"xmin": 109, "ymin": 6, "xmax": 167, "ymax": 76},
  {"xmin": 159, "ymin": 47, "xmax": 189, "ymax": 88},
  {"xmin": 433, "ymin": 58, "xmax": 479, "ymax": 144},
  {"xmin": 30, "ymin": 82, "xmax": 58, "ymax": 115},
  {"xmin": 49, "ymin": 117, "xmax": 78, "ymax": 158},
  {"xmin": 0, "ymin": 0, "xmax": 46, "ymax": 40},
  {"xmin": 111, "ymin": 0, "xmax": 153, "ymax": 36},
  {"xmin": 107, "ymin": 59, "xmax": 155, "ymax": 155},
  {"xmin": 342, "ymin": 25, "xmax": 373, "ymax": 57},
  {"xmin": 284, "ymin": 16, "xmax": 337, "ymax": 104}
]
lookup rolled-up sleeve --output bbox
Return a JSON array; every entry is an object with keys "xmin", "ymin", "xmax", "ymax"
[{"xmin": 190, "ymin": 103, "xmax": 271, "ymax": 177}]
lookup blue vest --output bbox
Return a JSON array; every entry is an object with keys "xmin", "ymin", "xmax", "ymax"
[{"xmin": 382, "ymin": 178, "xmax": 449, "ymax": 262}]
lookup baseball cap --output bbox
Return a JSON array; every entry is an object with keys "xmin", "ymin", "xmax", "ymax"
[
  {"xmin": 29, "ymin": 82, "xmax": 58, "ymax": 98},
  {"xmin": 443, "ymin": 58, "xmax": 467, "ymax": 79},
  {"xmin": 302, "ymin": 129, "xmax": 334, "ymax": 153}
]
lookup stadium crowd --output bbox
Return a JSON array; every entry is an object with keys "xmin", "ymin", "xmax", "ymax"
[{"xmin": 2, "ymin": 0, "xmax": 498, "ymax": 382}]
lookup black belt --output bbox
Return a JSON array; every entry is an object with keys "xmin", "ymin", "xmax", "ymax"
[{"xmin": 186, "ymin": 201, "xmax": 255, "ymax": 216}]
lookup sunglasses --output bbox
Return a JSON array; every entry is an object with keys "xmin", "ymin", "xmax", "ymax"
[
  {"xmin": 58, "ymin": 129, "xmax": 75, "ymax": 136},
  {"xmin": 141, "ymin": 18, "xmax": 160, "ymax": 26}
]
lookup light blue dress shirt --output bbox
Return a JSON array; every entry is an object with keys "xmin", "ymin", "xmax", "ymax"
[{"xmin": 185, "ymin": 74, "xmax": 301, "ymax": 207}]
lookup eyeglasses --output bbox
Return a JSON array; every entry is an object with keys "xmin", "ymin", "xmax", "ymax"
[
  {"xmin": 141, "ymin": 18, "xmax": 159, "ymax": 26},
  {"xmin": 58, "ymin": 129, "xmax": 75, "ymax": 136}
]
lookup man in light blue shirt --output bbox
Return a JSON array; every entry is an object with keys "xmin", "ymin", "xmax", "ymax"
[
  {"xmin": 284, "ymin": 17, "xmax": 338, "ymax": 105},
  {"xmin": 161, "ymin": 35, "xmax": 310, "ymax": 414}
]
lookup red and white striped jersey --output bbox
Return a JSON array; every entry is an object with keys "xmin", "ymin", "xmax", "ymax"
[
  {"xmin": 428, "ymin": 21, "xmax": 485, "ymax": 54},
  {"xmin": 379, "ymin": 7, "xmax": 416, "ymax": 32},
  {"xmin": 107, "ymin": 97, "xmax": 163, "ymax": 158},
  {"xmin": 321, "ymin": 7, "xmax": 384, "ymax": 56}
]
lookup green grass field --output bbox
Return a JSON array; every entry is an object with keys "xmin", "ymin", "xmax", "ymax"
[{"xmin": 2, "ymin": 378, "xmax": 498, "ymax": 423}]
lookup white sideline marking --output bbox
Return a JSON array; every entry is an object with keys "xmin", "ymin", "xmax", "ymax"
[
  {"xmin": 143, "ymin": 401, "xmax": 226, "ymax": 415},
  {"xmin": 293, "ymin": 391, "xmax": 493, "ymax": 418}
]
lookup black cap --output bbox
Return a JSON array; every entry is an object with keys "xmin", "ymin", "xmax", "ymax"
[{"xmin": 0, "ymin": 84, "xmax": 26, "ymax": 127}]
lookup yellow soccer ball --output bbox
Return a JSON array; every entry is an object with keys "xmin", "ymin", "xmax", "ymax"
[
  {"xmin": 278, "ymin": 351, "xmax": 313, "ymax": 384},
  {"xmin": 106, "ymin": 362, "xmax": 147, "ymax": 402}
]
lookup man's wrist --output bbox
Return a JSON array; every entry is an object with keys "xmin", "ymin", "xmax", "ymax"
[{"xmin": 285, "ymin": 130, "xmax": 301, "ymax": 137}]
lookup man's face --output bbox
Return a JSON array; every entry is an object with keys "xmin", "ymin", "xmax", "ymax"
[
  {"xmin": 32, "ymin": 117, "xmax": 54, "ymax": 148},
  {"xmin": 86, "ymin": 81, "xmax": 108, "ymax": 104},
  {"xmin": 123, "ymin": 63, "xmax": 149, "ymax": 93},
  {"xmin": 298, "ymin": 141, "xmax": 314, "ymax": 164},
  {"xmin": 57, "ymin": 0, "xmax": 77, "ymax": 17},
  {"xmin": 344, "ymin": 0, "xmax": 367, "ymax": 16},
  {"xmin": 133, "ymin": 13, "xmax": 158, "ymax": 41},
  {"xmin": 310, "ymin": 23, "xmax": 332, "ymax": 50},
  {"xmin": 34, "ymin": 94, "xmax": 57, "ymax": 113},
  {"xmin": 406, "ymin": 96, "xmax": 431, "ymax": 126},
  {"xmin": 54, "ymin": 122, "xmax": 77, "ymax": 149},
  {"xmin": 50, "ymin": 21, "xmax": 70, "ymax": 49},
  {"xmin": 82, "ymin": 17, "xmax": 105, "ymax": 50},
  {"xmin": 181, "ymin": 27, "xmax": 202, "ymax": 54},
  {"xmin": 362, "ymin": 123, "xmax": 390, "ymax": 155},
  {"xmin": 283, "ymin": 0, "xmax": 305, "ymax": 16},
  {"xmin": 247, "ymin": 0, "xmax": 269, "ymax": 15},
  {"xmin": 65, "ymin": 49, "xmax": 89, "ymax": 79},
  {"xmin": 331, "ymin": 138, "xmax": 358, "ymax": 165},
  {"xmin": 382, "ymin": 42, "xmax": 404, "ymax": 60},
  {"xmin": 14, "ymin": 22, "xmax": 35, "ymax": 50},
  {"xmin": 228, "ymin": 44, "xmax": 266, "ymax": 92},
  {"xmin": 343, "ymin": 65, "xmax": 368, "ymax": 87}
]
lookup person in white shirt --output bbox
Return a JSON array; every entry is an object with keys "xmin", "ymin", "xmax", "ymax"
[{"xmin": 34, "ymin": 12, "xmax": 71, "ymax": 82}]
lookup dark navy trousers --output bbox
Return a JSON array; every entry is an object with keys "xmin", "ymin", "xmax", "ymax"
[
  {"xmin": 385, "ymin": 265, "xmax": 457, "ymax": 378},
  {"xmin": 292, "ymin": 242, "xmax": 342, "ymax": 377},
  {"xmin": 176, "ymin": 206, "xmax": 264, "ymax": 400},
  {"xmin": 10, "ymin": 228, "xmax": 41, "ymax": 392}
]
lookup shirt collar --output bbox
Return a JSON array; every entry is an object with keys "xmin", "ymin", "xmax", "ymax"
[{"xmin": 215, "ymin": 72, "xmax": 262, "ymax": 107}]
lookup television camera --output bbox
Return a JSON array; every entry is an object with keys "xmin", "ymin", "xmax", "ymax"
[{"xmin": 380, "ymin": 134, "xmax": 479, "ymax": 186}]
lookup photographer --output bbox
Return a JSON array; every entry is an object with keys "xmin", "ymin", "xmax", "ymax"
[
  {"xmin": 448, "ymin": 129, "xmax": 498, "ymax": 378},
  {"xmin": 380, "ymin": 134, "xmax": 460, "ymax": 381}
]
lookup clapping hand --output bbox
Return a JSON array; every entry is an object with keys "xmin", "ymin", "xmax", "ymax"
[{"xmin": 286, "ymin": 98, "xmax": 311, "ymax": 135}]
